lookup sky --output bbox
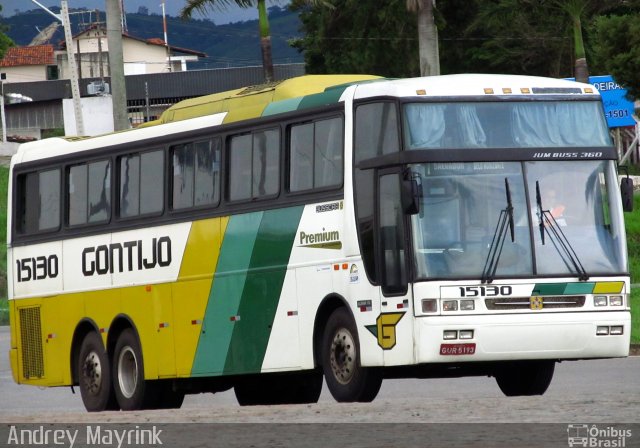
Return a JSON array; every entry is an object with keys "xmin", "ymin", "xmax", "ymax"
[{"xmin": 1, "ymin": 1, "xmax": 288, "ymax": 25}]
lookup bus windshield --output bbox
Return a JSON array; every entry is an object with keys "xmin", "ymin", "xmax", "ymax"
[
  {"xmin": 410, "ymin": 160, "xmax": 627, "ymax": 280},
  {"xmin": 403, "ymin": 101, "xmax": 611, "ymax": 149}
]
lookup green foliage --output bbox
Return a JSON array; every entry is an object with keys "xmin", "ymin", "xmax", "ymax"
[
  {"xmin": 290, "ymin": 0, "xmax": 419, "ymax": 77},
  {"xmin": 624, "ymin": 195, "xmax": 640, "ymax": 344},
  {"xmin": 591, "ymin": 14, "xmax": 640, "ymax": 99},
  {"xmin": 631, "ymin": 288, "xmax": 640, "ymax": 344},
  {"xmin": 0, "ymin": 4, "xmax": 15, "ymax": 59}
]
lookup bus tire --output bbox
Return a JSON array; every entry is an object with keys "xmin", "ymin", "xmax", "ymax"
[
  {"xmin": 78, "ymin": 331, "xmax": 118, "ymax": 412},
  {"xmin": 112, "ymin": 328, "xmax": 153, "ymax": 410},
  {"xmin": 321, "ymin": 307, "xmax": 382, "ymax": 402},
  {"xmin": 495, "ymin": 360, "xmax": 555, "ymax": 396}
]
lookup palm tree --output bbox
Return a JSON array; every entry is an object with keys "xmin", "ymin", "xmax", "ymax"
[
  {"xmin": 553, "ymin": 0, "xmax": 590, "ymax": 83},
  {"xmin": 181, "ymin": 0, "xmax": 276, "ymax": 82},
  {"xmin": 406, "ymin": 0, "xmax": 440, "ymax": 76}
]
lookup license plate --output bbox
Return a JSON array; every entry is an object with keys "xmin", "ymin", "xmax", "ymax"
[{"xmin": 440, "ymin": 343, "xmax": 476, "ymax": 356}]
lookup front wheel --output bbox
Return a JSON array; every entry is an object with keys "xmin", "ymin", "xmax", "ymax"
[
  {"xmin": 321, "ymin": 307, "xmax": 382, "ymax": 402},
  {"xmin": 495, "ymin": 360, "xmax": 555, "ymax": 396}
]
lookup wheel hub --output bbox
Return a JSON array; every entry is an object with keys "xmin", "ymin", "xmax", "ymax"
[
  {"xmin": 82, "ymin": 351, "xmax": 102, "ymax": 395},
  {"xmin": 117, "ymin": 346, "xmax": 138, "ymax": 399},
  {"xmin": 330, "ymin": 328, "xmax": 356, "ymax": 385}
]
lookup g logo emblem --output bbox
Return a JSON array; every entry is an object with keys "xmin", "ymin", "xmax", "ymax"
[
  {"xmin": 366, "ymin": 312, "xmax": 405, "ymax": 349},
  {"xmin": 530, "ymin": 296, "xmax": 544, "ymax": 310}
]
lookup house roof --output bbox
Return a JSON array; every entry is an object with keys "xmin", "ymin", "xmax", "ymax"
[{"xmin": 0, "ymin": 45, "xmax": 55, "ymax": 67}]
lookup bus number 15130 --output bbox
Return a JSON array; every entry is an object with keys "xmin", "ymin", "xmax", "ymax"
[{"xmin": 459, "ymin": 285, "xmax": 512, "ymax": 297}]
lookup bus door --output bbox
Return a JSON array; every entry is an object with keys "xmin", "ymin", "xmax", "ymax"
[{"xmin": 376, "ymin": 169, "xmax": 415, "ymax": 366}]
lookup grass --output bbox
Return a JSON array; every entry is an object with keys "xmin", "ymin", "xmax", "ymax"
[{"xmin": 624, "ymin": 194, "xmax": 640, "ymax": 345}]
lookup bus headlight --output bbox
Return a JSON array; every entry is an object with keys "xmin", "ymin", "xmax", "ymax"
[
  {"xmin": 609, "ymin": 296, "xmax": 623, "ymax": 306},
  {"xmin": 610, "ymin": 326, "xmax": 624, "ymax": 335},
  {"xmin": 460, "ymin": 300, "xmax": 475, "ymax": 311},
  {"xmin": 443, "ymin": 330, "xmax": 458, "ymax": 340},
  {"xmin": 442, "ymin": 300, "xmax": 458, "ymax": 312},
  {"xmin": 422, "ymin": 299, "xmax": 438, "ymax": 313},
  {"xmin": 594, "ymin": 296, "xmax": 608, "ymax": 307}
]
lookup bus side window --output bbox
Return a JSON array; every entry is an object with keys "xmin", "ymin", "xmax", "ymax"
[
  {"xmin": 289, "ymin": 117, "xmax": 343, "ymax": 192},
  {"xmin": 68, "ymin": 160, "xmax": 110, "ymax": 226},
  {"xmin": 228, "ymin": 129, "xmax": 279, "ymax": 202},
  {"xmin": 17, "ymin": 169, "xmax": 61, "ymax": 234},
  {"xmin": 172, "ymin": 139, "xmax": 221, "ymax": 210},
  {"xmin": 119, "ymin": 150, "xmax": 164, "ymax": 218}
]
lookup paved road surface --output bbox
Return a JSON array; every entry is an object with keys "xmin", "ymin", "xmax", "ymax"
[{"xmin": 1, "ymin": 326, "xmax": 638, "ymax": 425}]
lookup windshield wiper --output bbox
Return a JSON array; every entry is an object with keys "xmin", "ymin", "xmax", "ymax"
[
  {"xmin": 481, "ymin": 178, "xmax": 515, "ymax": 283},
  {"xmin": 535, "ymin": 181, "xmax": 589, "ymax": 281}
]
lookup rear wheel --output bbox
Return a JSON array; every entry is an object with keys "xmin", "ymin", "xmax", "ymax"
[
  {"xmin": 78, "ymin": 331, "xmax": 118, "ymax": 412},
  {"xmin": 112, "ymin": 328, "xmax": 155, "ymax": 410},
  {"xmin": 321, "ymin": 307, "xmax": 382, "ymax": 402},
  {"xmin": 495, "ymin": 360, "xmax": 555, "ymax": 396}
]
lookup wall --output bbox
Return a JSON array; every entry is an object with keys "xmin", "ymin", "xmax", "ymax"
[
  {"xmin": 1, "ymin": 65, "xmax": 47, "ymax": 83},
  {"xmin": 63, "ymin": 96, "xmax": 115, "ymax": 136}
]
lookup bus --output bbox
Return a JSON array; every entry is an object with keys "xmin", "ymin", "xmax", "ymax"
[{"xmin": 7, "ymin": 74, "xmax": 633, "ymax": 412}]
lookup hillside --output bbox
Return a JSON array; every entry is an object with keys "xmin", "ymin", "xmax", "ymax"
[{"xmin": 0, "ymin": 6, "xmax": 303, "ymax": 68}]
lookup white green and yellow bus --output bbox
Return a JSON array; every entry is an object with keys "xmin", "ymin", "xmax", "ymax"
[{"xmin": 7, "ymin": 74, "xmax": 633, "ymax": 412}]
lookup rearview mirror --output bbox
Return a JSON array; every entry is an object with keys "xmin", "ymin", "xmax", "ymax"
[
  {"xmin": 621, "ymin": 177, "xmax": 634, "ymax": 212},
  {"xmin": 401, "ymin": 178, "xmax": 421, "ymax": 215}
]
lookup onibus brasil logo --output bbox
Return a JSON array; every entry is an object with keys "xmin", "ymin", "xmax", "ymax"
[{"xmin": 567, "ymin": 424, "xmax": 632, "ymax": 447}]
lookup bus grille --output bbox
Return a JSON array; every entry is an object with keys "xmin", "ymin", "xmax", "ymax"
[
  {"xmin": 485, "ymin": 296, "xmax": 586, "ymax": 310},
  {"xmin": 19, "ymin": 307, "xmax": 44, "ymax": 379}
]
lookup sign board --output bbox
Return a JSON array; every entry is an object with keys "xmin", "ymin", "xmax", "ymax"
[{"xmin": 587, "ymin": 75, "xmax": 635, "ymax": 128}]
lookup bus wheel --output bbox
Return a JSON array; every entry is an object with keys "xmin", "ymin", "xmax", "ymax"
[
  {"xmin": 112, "ymin": 328, "xmax": 153, "ymax": 410},
  {"xmin": 78, "ymin": 331, "xmax": 118, "ymax": 412},
  {"xmin": 321, "ymin": 307, "xmax": 382, "ymax": 402},
  {"xmin": 495, "ymin": 360, "xmax": 555, "ymax": 396}
]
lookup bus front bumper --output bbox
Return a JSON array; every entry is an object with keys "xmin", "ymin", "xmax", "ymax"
[{"xmin": 415, "ymin": 311, "xmax": 631, "ymax": 364}]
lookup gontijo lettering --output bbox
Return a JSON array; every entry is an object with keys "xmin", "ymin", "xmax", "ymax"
[{"xmin": 82, "ymin": 237, "xmax": 172, "ymax": 276}]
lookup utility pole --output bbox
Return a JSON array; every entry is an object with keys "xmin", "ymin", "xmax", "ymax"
[
  {"xmin": 30, "ymin": 0, "xmax": 85, "ymax": 135},
  {"xmin": 106, "ymin": 0, "xmax": 129, "ymax": 131}
]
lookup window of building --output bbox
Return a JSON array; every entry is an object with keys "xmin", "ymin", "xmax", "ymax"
[
  {"xmin": 228, "ymin": 128, "xmax": 279, "ymax": 201},
  {"xmin": 46, "ymin": 65, "xmax": 59, "ymax": 81},
  {"xmin": 289, "ymin": 116, "xmax": 343, "ymax": 192},
  {"xmin": 119, "ymin": 150, "xmax": 164, "ymax": 218}
]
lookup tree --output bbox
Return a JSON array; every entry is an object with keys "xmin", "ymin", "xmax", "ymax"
[
  {"xmin": 554, "ymin": 0, "xmax": 590, "ymax": 82},
  {"xmin": 0, "ymin": 4, "xmax": 15, "ymax": 60},
  {"xmin": 181, "ymin": 0, "xmax": 276, "ymax": 82},
  {"xmin": 592, "ymin": 13, "xmax": 640, "ymax": 99},
  {"xmin": 291, "ymin": 0, "xmax": 419, "ymax": 77},
  {"xmin": 467, "ymin": 0, "xmax": 574, "ymax": 77},
  {"xmin": 406, "ymin": 0, "xmax": 439, "ymax": 76}
]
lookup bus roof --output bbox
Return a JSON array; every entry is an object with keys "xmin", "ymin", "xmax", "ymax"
[
  {"xmin": 13, "ymin": 74, "xmax": 599, "ymax": 165},
  {"xmin": 149, "ymin": 74, "xmax": 382, "ymax": 126},
  {"xmin": 353, "ymin": 73, "xmax": 599, "ymax": 99}
]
